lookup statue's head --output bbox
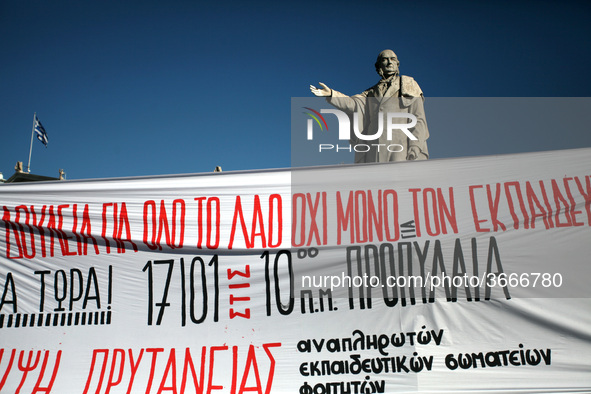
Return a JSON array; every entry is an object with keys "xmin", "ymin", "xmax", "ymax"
[{"xmin": 375, "ymin": 49, "xmax": 399, "ymax": 78}]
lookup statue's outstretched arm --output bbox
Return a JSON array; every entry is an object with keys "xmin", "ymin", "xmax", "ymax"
[
  {"xmin": 309, "ymin": 82, "xmax": 332, "ymax": 97},
  {"xmin": 310, "ymin": 82, "xmax": 366, "ymax": 115}
]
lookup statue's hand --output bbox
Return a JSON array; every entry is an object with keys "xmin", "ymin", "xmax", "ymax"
[
  {"xmin": 310, "ymin": 82, "xmax": 331, "ymax": 97},
  {"xmin": 407, "ymin": 146, "xmax": 420, "ymax": 160}
]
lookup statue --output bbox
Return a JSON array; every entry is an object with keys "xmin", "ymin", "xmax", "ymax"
[{"xmin": 310, "ymin": 49, "xmax": 429, "ymax": 162}]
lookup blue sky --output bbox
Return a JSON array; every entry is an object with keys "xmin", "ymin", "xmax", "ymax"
[{"xmin": 1, "ymin": 0, "xmax": 590, "ymax": 180}]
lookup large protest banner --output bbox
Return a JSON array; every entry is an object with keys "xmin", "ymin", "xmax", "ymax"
[{"xmin": 1, "ymin": 147, "xmax": 590, "ymax": 393}]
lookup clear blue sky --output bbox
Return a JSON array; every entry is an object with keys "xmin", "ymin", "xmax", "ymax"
[{"xmin": 1, "ymin": 0, "xmax": 590, "ymax": 180}]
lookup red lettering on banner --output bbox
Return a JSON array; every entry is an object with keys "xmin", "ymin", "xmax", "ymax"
[
  {"xmin": 262, "ymin": 343, "xmax": 280, "ymax": 394},
  {"xmin": 354, "ymin": 191, "xmax": 368, "ymax": 243},
  {"xmin": 563, "ymin": 177, "xmax": 584, "ymax": 226},
  {"xmin": 80, "ymin": 204, "xmax": 100, "ymax": 255},
  {"xmin": 207, "ymin": 346, "xmax": 227, "ymax": 393},
  {"xmin": 208, "ymin": 198, "xmax": 221, "ymax": 249},
  {"xmin": 291, "ymin": 192, "xmax": 328, "ymax": 247},
  {"xmin": 16, "ymin": 350, "xmax": 40, "ymax": 393},
  {"xmin": 251, "ymin": 195, "xmax": 267, "ymax": 249},
  {"xmin": 239, "ymin": 345, "xmax": 263, "ymax": 394},
  {"xmin": 268, "ymin": 194, "xmax": 283, "ymax": 248},
  {"xmin": 469, "ymin": 177, "xmax": 591, "ymax": 232},
  {"xmin": 181, "ymin": 347, "xmax": 206, "ymax": 394},
  {"xmin": 551, "ymin": 180, "xmax": 572, "ymax": 227},
  {"xmin": 167, "ymin": 200, "xmax": 185, "ymax": 249},
  {"xmin": 408, "ymin": 188, "xmax": 457, "ymax": 237},
  {"xmin": 5, "ymin": 175, "xmax": 586, "ymax": 260},
  {"xmin": 30, "ymin": 205, "xmax": 48, "ymax": 257},
  {"xmin": 101, "ymin": 203, "xmax": 114, "ymax": 253},
  {"xmin": 366, "ymin": 190, "xmax": 384, "ymax": 242},
  {"xmin": 157, "ymin": 348, "xmax": 178, "ymax": 393},
  {"xmin": 71, "ymin": 204, "xmax": 83, "ymax": 255},
  {"xmin": 228, "ymin": 195, "xmax": 282, "ymax": 249},
  {"xmin": 0, "ymin": 350, "xmax": 62, "ymax": 394},
  {"xmin": 470, "ymin": 184, "xmax": 504, "ymax": 232},
  {"xmin": 575, "ymin": 176, "xmax": 591, "ymax": 225},
  {"xmin": 538, "ymin": 180, "xmax": 556, "ymax": 228},
  {"xmin": 143, "ymin": 200, "xmax": 158, "ymax": 250},
  {"xmin": 31, "ymin": 350, "xmax": 61, "ymax": 393},
  {"xmin": 229, "ymin": 197, "xmax": 249, "ymax": 249},
  {"xmin": 423, "ymin": 188, "xmax": 440, "ymax": 236},
  {"xmin": 57, "ymin": 204, "xmax": 77, "ymax": 256},
  {"xmin": 486, "ymin": 184, "xmax": 506, "ymax": 231},
  {"xmin": 383, "ymin": 190, "xmax": 400, "ymax": 242},
  {"xmin": 28, "ymin": 344, "xmax": 284, "ymax": 394},
  {"xmin": 116, "ymin": 203, "xmax": 138, "ymax": 252},
  {"xmin": 157, "ymin": 201, "xmax": 173, "ymax": 249},
  {"xmin": 127, "ymin": 348, "xmax": 144, "ymax": 393},
  {"xmin": 101, "ymin": 202, "xmax": 138, "ymax": 253},
  {"xmin": 504, "ymin": 182, "xmax": 530, "ymax": 229},
  {"xmin": 146, "ymin": 348, "xmax": 165, "ymax": 393},
  {"xmin": 84, "ymin": 349, "xmax": 109, "ymax": 393},
  {"xmin": 409, "ymin": 188, "xmax": 423, "ymax": 237},
  {"xmin": 104, "ymin": 349, "xmax": 125, "ymax": 393},
  {"xmin": 195, "ymin": 197, "xmax": 221, "ymax": 250},
  {"xmin": 336, "ymin": 191, "xmax": 354, "ymax": 245},
  {"xmin": 143, "ymin": 200, "xmax": 185, "ymax": 251},
  {"xmin": 0, "ymin": 349, "xmax": 16, "ymax": 391},
  {"xmin": 2, "ymin": 194, "xmax": 287, "ymax": 258},
  {"xmin": 230, "ymin": 346, "xmax": 238, "ymax": 394},
  {"xmin": 195, "ymin": 197, "xmax": 206, "ymax": 249},
  {"xmin": 525, "ymin": 181, "xmax": 551, "ymax": 229},
  {"xmin": 336, "ymin": 190, "xmax": 401, "ymax": 245},
  {"xmin": 3, "ymin": 206, "xmax": 23, "ymax": 259},
  {"xmin": 43, "ymin": 206, "xmax": 60, "ymax": 255},
  {"xmin": 437, "ymin": 188, "xmax": 458, "ymax": 234},
  {"xmin": 291, "ymin": 193, "xmax": 306, "ymax": 247},
  {"xmin": 15, "ymin": 205, "xmax": 35, "ymax": 258},
  {"xmin": 3, "ymin": 202, "xmax": 139, "ymax": 259}
]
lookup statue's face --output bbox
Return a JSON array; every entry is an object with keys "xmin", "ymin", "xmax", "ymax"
[{"xmin": 378, "ymin": 50, "xmax": 399, "ymax": 77}]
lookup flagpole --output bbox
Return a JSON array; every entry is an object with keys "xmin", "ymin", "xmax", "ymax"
[{"xmin": 27, "ymin": 112, "xmax": 36, "ymax": 173}]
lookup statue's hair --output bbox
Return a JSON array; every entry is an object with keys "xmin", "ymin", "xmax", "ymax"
[{"xmin": 375, "ymin": 49, "xmax": 399, "ymax": 78}]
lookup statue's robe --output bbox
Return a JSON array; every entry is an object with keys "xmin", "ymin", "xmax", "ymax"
[{"xmin": 328, "ymin": 75, "xmax": 429, "ymax": 163}]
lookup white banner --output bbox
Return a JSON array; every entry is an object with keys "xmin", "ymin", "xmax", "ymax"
[{"xmin": 1, "ymin": 148, "xmax": 590, "ymax": 393}]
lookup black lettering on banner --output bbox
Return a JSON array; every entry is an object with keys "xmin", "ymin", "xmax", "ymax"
[
  {"xmin": 344, "ymin": 237, "xmax": 509, "ymax": 310},
  {"xmin": 143, "ymin": 260, "xmax": 173, "ymax": 326},
  {"xmin": 1, "ymin": 266, "xmax": 113, "ymax": 329},
  {"xmin": 300, "ymin": 288, "xmax": 335, "ymax": 314},
  {"xmin": 262, "ymin": 250, "xmax": 294, "ymax": 316},
  {"xmin": 144, "ymin": 256, "xmax": 220, "ymax": 327}
]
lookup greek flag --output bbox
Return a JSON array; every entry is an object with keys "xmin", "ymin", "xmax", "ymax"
[{"xmin": 34, "ymin": 115, "xmax": 48, "ymax": 147}]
